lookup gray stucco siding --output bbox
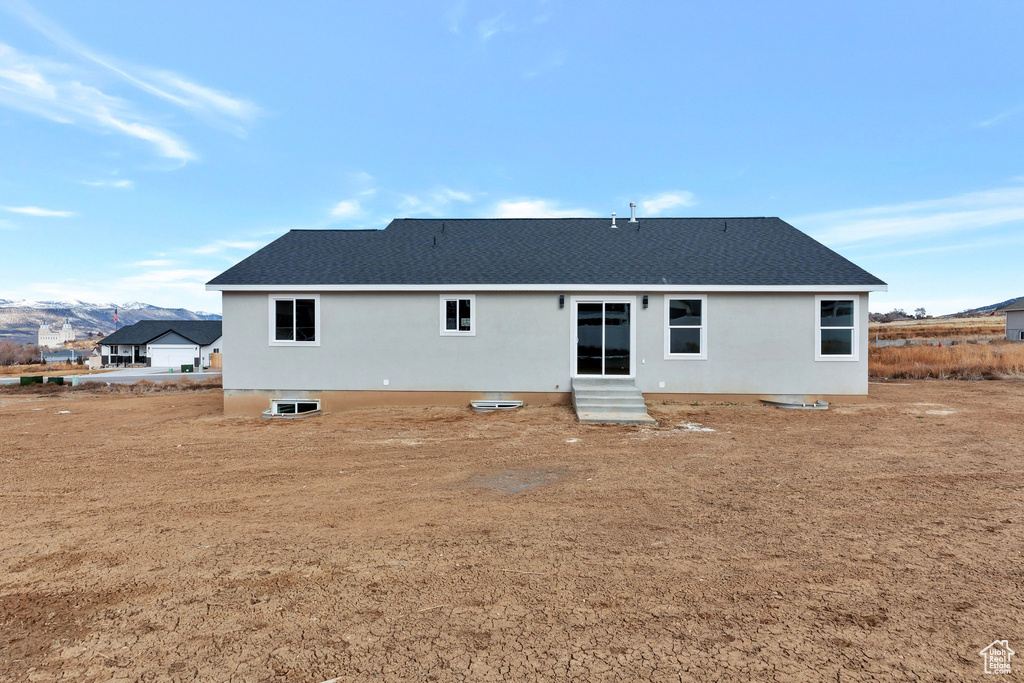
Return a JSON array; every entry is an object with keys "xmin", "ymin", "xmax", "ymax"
[{"xmin": 222, "ymin": 291, "xmax": 869, "ymax": 395}]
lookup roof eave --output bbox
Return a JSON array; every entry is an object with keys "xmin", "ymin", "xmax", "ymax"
[{"xmin": 207, "ymin": 283, "xmax": 888, "ymax": 293}]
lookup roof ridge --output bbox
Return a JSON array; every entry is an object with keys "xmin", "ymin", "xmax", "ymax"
[{"xmin": 390, "ymin": 216, "xmax": 775, "ymax": 220}]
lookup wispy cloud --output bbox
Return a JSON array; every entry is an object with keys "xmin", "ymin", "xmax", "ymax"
[
  {"xmin": 330, "ymin": 199, "xmax": 362, "ymax": 219},
  {"xmin": 4, "ymin": 0, "xmax": 258, "ymax": 133},
  {"xmin": 3, "ymin": 204, "xmax": 74, "ymax": 217},
  {"xmin": 977, "ymin": 105, "xmax": 1024, "ymax": 128},
  {"xmin": 865, "ymin": 231, "xmax": 1024, "ymax": 259},
  {"xmin": 0, "ymin": 42, "xmax": 196, "ymax": 162},
  {"xmin": 188, "ymin": 239, "xmax": 264, "ymax": 255},
  {"xmin": 340, "ymin": 171, "xmax": 378, "ymax": 198},
  {"xmin": 119, "ymin": 267, "xmax": 220, "ymax": 289},
  {"xmin": 398, "ymin": 187, "xmax": 474, "ymax": 216},
  {"xmin": 493, "ymin": 198, "xmax": 594, "ymax": 218},
  {"xmin": 82, "ymin": 179, "xmax": 133, "ymax": 189},
  {"xmin": 130, "ymin": 259, "xmax": 175, "ymax": 267},
  {"xmin": 0, "ymin": 1, "xmax": 258, "ymax": 162},
  {"xmin": 27, "ymin": 265, "xmax": 222, "ymax": 312},
  {"xmin": 478, "ymin": 13, "xmax": 512, "ymax": 42},
  {"xmin": 640, "ymin": 191, "xmax": 697, "ymax": 216},
  {"xmin": 523, "ymin": 50, "xmax": 566, "ymax": 79},
  {"xmin": 797, "ymin": 186, "xmax": 1024, "ymax": 247},
  {"xmin": 0, "ymin": 218, "xmax": 16, "ymax": 230},
  {"xmin": 446, "ymin": 0, "xmax": 468, "ymax": 34}
]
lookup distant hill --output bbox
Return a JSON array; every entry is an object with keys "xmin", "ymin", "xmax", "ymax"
[
  {"xmin": 938, "ymin": 296, "xmax": 1024, "ymax": 318},
  {"xmin": 0, "ymin": 300, "xmax": 221, "ymax": 344}
]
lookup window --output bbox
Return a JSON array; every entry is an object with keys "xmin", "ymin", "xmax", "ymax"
[
  {"xmin": 265, "ymin": 399, "xmax": 321, "ymax": 418},
  {"xmin": 440, "ymin": 295, "xmax": 475, "ymax": 336},
  {"xmin": 269, "ymin": 295, "xmax": 320, "ymax": 346},
  {"xmin": 816, "ymin": 296, "xmax": 858, "ymax": 360},
  {"xmin": 664, "ymin": 295, "xmax": 707, "ymax": 360},
  {"xmin": 271, "ymin": 399, "xmax": 320, "ymax": 415}
]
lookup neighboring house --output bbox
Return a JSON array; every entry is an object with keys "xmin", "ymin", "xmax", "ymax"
[
  {"xmin": 207, "ymin": 216, "xmax": 887, "ymax": 416},
  {"xmin": 38, "ymin": 319, "xmax": 75, "ymax": 348},
  {"xmin": 999, "ymin": 298, "xmax": 1024, "ymax": 340},
  {"xmin": 98, "ymin": 320, "xmax": 222, "ymax": 368}
]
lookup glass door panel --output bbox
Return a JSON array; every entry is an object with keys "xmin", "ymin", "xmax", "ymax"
[
  {"xmin": 576, "ymin": 303, "xmax": 604, "ymax": 375},
  {"xmin": 604, "ymin": 303, "xmax": 630, "ymax": 375},
  {"xmin": 575, "ymin": 301, "xmax": 631, "ymax": 376}
]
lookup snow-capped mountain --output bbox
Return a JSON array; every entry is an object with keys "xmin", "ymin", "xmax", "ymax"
[{"xmin": 0, "ymin": 300, "xmax": 221, "ymax": 343}]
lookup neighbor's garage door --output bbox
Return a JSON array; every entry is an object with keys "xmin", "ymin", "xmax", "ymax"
[{"xmin": 150, "ymin": 345, "xmax": 196, "ymax": 368}]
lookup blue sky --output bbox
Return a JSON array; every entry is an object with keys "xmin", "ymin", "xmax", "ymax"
[{"xmin": 1, "ymin": 0, "xmax": 1021, "ymax": 315}]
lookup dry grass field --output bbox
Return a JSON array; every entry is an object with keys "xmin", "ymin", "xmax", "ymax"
[
  {"xmin": 1, "ymin": 382, "xmax": 1021, "ymax": 681},
  {"xmin": 869, "ymin": 316, "xmax": 1004, "ymax": 341},
  {"xmin": 0, "ymin": 363, "xmax": 109, "ymax": 378},
  {"xmin": 1, "ymin": 376, "xmax": 222, "ymax": 395},
  {"xmin": 870, "ymin": 341, "xmax": 1024, "ymax": 380}
]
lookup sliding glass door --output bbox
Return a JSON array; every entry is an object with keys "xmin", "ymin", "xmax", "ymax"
[{"xmin": 575, "ymin": 301, "xmax": 632, "ymax": 376}]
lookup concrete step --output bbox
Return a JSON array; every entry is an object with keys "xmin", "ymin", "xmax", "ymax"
[
  {"xmin": 573, "ymin": 391, "xmax": 644, "ymax": 400},
  {"xmin": 574, "ymin": 401, "xmax": 651, "ymax": 414},
  {"xmin": 572, "ymin": 379, "xmax": 638, "ymax": 390},
  {"xmin": 571, "ymin": 378, "xmax": 655, "ymax": 425},
  {"xmin": 573, "ymin": 388, "xmax": 644, "ymax": 397},
  {"xmin": 577, "ymin": 411, "xmax": 657, "ymax": 425},
  {"xmin": 573, "ymin": 397, "xmax": 643, "ymax": 409}
]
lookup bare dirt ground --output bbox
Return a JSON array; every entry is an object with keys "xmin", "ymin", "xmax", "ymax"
[{"xmin": 1, "ymin": 382, "xmax": 1021, "ymax": 681}]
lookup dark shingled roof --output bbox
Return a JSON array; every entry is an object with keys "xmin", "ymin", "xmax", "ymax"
[
  {"xmin": 998, "ymin": 297, "xmax": 1024, "ymax": 312},
  {"xmin": 99, "ymin": 320, "xmax": 222, "ymax": 346},
  {"xmin": 207, "ymin": 218, "xmax": 886, "ymax": 287}
]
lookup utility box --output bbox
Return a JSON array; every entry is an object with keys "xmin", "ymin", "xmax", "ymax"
[
  {"xmin": 20, "ymin": 376, "xmax": 43, "ymax": 386},
  {"xmin": 181, "ymin": 364, "xmax": 194, "ymax": 373}
]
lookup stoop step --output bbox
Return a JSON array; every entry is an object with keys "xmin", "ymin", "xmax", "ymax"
[{"xmin": 571, "ymin": 378, "xmax": 656, "ymax": 425}]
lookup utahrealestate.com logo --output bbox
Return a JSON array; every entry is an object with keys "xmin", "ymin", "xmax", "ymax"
[{"xmin": 980, "ymin": 640, "xmax": 1015, "ymax": 675}]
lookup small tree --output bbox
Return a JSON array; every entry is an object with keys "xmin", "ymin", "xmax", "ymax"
[
  {"xmin": 0, "ymin": 341, "xmax": 19, "ymax": 366},
  {"xmin": 914, "ymin": 307, "xmax": 927, "ymax": 319},
  {"xmin": 21, "ymin": 344, "xmax": 40, "ymax": 365}
]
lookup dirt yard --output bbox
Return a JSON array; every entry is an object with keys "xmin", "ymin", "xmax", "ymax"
[{"xmin": 1, "ymin": 382, "xmax": 1021, "ymax": 681}]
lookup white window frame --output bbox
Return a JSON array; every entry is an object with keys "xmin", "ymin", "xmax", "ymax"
[
  {"xmin": 270, "ymin": 398, "xmax": 321, "ymax": 415},
  {"xmin": 815, "ymin": 295, "xmax": 858, "ymax": 361},
  {"xmin": 569, "ymin": 296, "xmax": 637, "ymax": 379},
  {"xmin": 268, "ymin": 294, "xmax": 321, "ymax": 346},
  {"xmin": 664, "ymin": 294, "xmax": 708, "ymax": 360},
  {"xmin": 439, "ymin": 294, "xmax": 476, "ymax": 336}
]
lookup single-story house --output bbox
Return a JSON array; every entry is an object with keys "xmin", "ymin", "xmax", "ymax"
[
  {"xmin": 999, "ymin": 298, "xmax": 1024, "ymax": 340},
  {"xmin": 207, "ymin": 215, "xmax": 887, "ymax": 417},
  {"xmin": 99, "ymin": 320, "xmax": 222, "ymax": 368}
]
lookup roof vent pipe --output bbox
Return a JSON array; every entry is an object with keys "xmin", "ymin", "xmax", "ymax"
[
  {"xmin": 611, "ymin": 212, "xmax": 617, "ymax": 229},
  {"xmin": 629, "ymin": 202, "xmax": 637, "ymax": 223}
]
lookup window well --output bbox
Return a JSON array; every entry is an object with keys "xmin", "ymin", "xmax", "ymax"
[{"xmin": 263, "ymin": 399, "xmax": 322, "ymax": 419}]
